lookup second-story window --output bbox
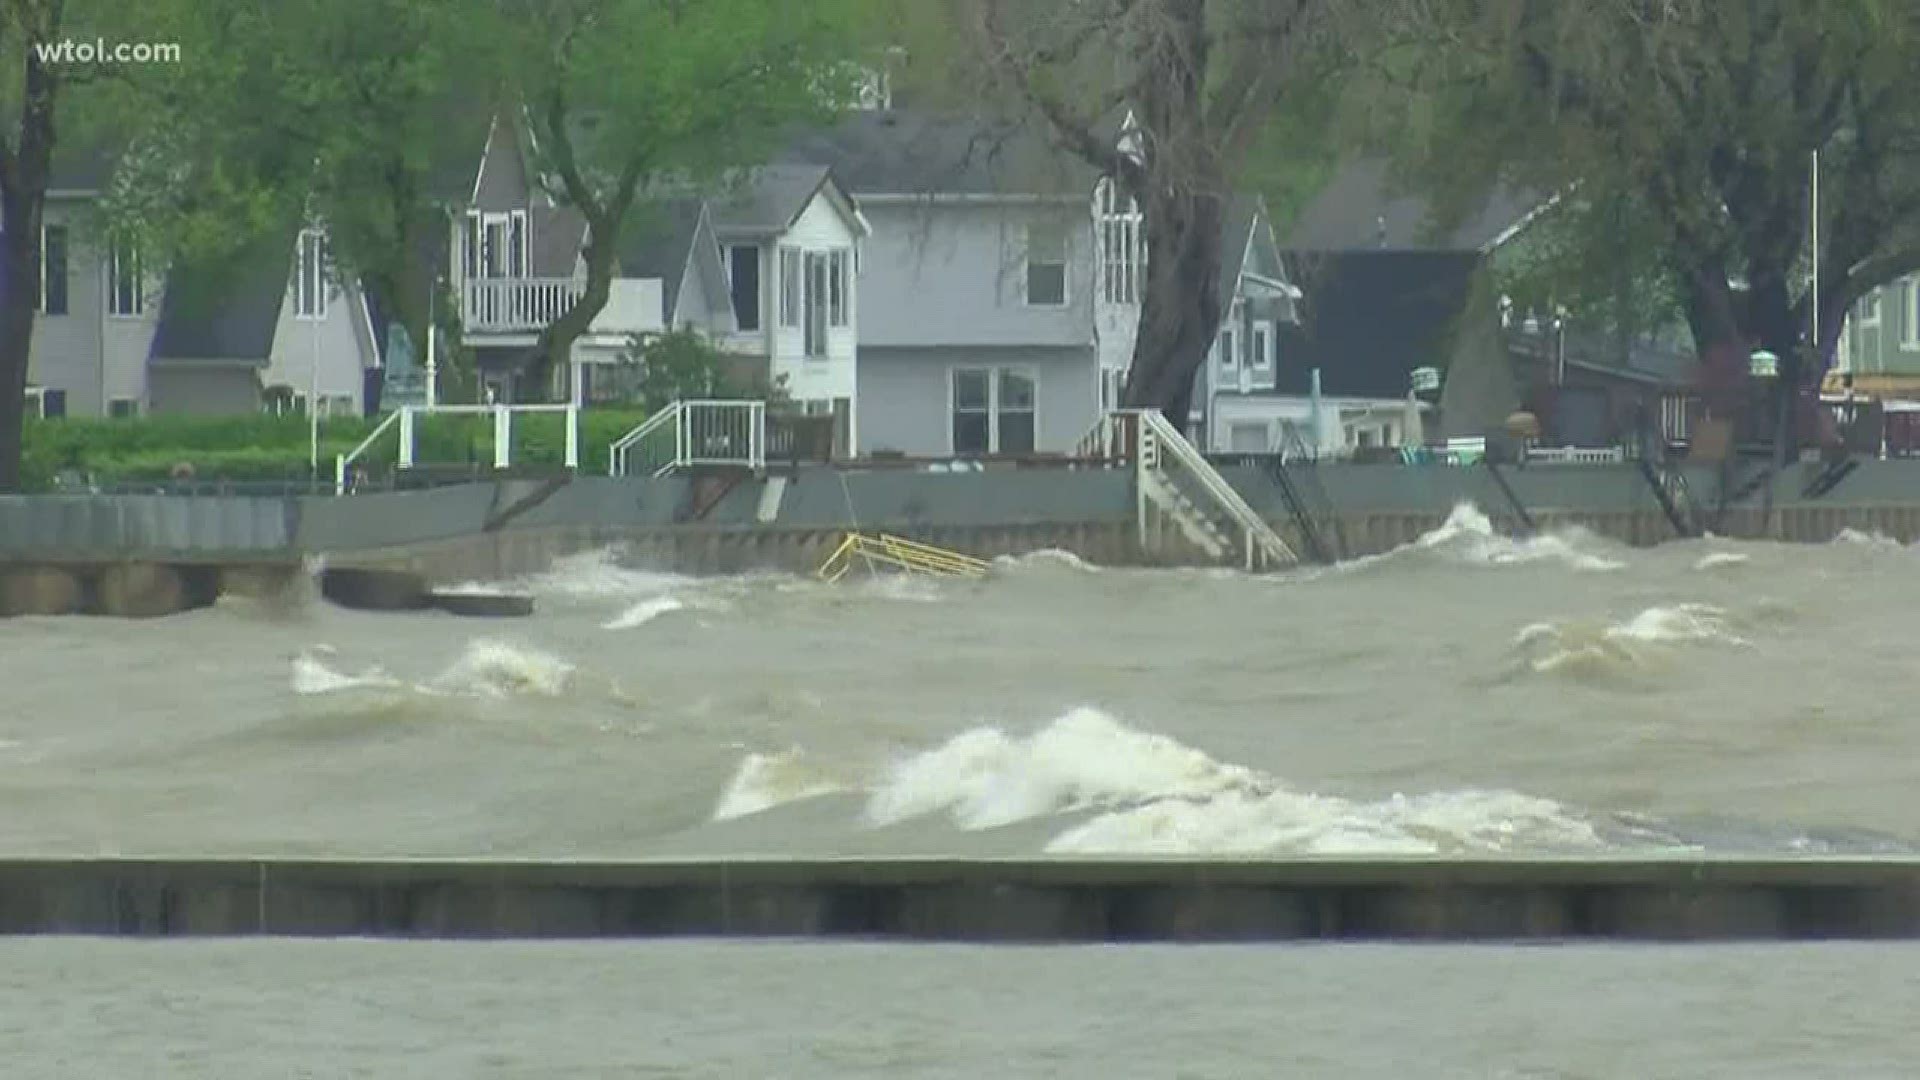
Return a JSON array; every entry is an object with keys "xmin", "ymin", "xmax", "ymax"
[
  {"xmin": 729, "ymin": 244, "xmax": 761, "ymax": 331},
  {"xmin": 295, "ymin": 229, "xmax": 328, "ymax": 319},
  {"xmin": 38, "ymin": 223, "xmax": 67, "ymax": 316},
  {"xmin": 779, "ymin": 247, "xmax": 801, "ymax": 328},
  {"xmin": 828, "ymin": 249, "xmax": 848, "ymax": 327},
  {"xmin": 1251, "ymin": 320, "xmax": 1272, "ymax": 370},
  {"xmin": 1218, "ymin": 323, "xmax": 1238, "ymax": 369},
  {"xmin": 1024, "ymin": 221, "xmax": 1067, "ymax": 307},
  {"xmin": 1097, "ymin": 179, "xmax": 1143, "ymax": 305},
  {"xmin": 108, "ymin": 238, "xmax": 142, "ymax": 318}
]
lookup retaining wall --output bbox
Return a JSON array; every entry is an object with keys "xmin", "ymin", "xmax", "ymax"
[{"xmin": 2, "ymin": 858, "xmax": 1917, "ymax": 942}]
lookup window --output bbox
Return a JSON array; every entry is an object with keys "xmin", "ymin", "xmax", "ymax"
[
  {"xmin": 109, "ymin": 397, "xmax": 138, "ymax": 419},
  {"xmin": 779, "ymin": 247, "xmax": 801, "ymax": 327},
  {"xmin": 295, "ymin": 228, "xmax": 328, "ymax": 319},
  {"xmin": 728, "ymin": 244, "xmax": 761, "ymax": 331},
  {"xmin": 804, "ymin": 251, "xmax": 829, "ymax": 357},
  {"xmin": 1251, "ymin": 320, "xmax": 1272, "ymax": 370},
  {"xmin": 1097, "ymin": 179, "xmax": 1144, "ymax": 305},
  {"xmin": 466, "ymin": 210, "xmax": 526, "ymax": 280},
  {"xmin": 108, "ymin": 238, "xmax": 142, "ymax": 317},
  {"xmin": 951, "ymin": 367, "xmax": 1036, "ymax": 455},
  {"xmin": 1860, "ymin": 290, "xmax": 1883, "ymax": 327},
  {"xmin": 1100, "ymin": 368, "xmax": 1123, "ymax": 413},
  {"xmin": 38, "ymin": 224, "xmax": 67, "ymax": 315},
  {"xmin": 1218, "ymin": 323, "xmax": 1238, "ymax": 369},
  {"xmin": 1024, "ymin": 221, "xmax": 1067, "ymax": 307},
  {"xmin": 828, "ymin": 249, "xmax": 849, "ymax": 327},
  {"xmin": 1661, "ymin": 394, "xmax": 1696, "ymax": 443},
  {"xmin": 1905, "ymin": 279, "xmax": 1919, "ymax": 350}
]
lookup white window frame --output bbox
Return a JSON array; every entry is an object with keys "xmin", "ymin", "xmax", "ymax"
[
  {"xmin": 107, "ymin": 238, "xmax": 143, "ymax": 318},
  {"xmin": 1250, "ymin": 319, "xmax": 1273, "ymax": 370},
  {"xmin": 1022, "ymin": 221, "xmax": 1069, "ymax": 308},
  {"xmin": 1904, "ymin": 278, "xmax": 1920, "ymax": 351},
  {"xmin": 295, "ymin": 228, "xmax": 328, "ymax": 320},
  {"xmin": 779, "ymin": 247, "xmax": 801, "ymax": 328},
  {"xmin": 803, "ymin": 250, "xmax": 829, "ymax": 358},
  {"xmin": 1218, "ymin": 323, "xmax": 1238, "ymax": 370},
  {"xmin": 38, "ymin": 222, "xmax": 67, "ymax": 316},
  {"xmin": 1860, "ymin": 290, "xmax": 1883, "ymax": 328},
  {"xmin": 827, "ymin": 248, "xmax": 849, "ymax": 327},
  {"xmin": 466, "ymin": 209, "xmax": 527, "ymax": 281},
  {"xmin": 949, "ymin": 366, "xmax": 1039, "ymax": 455},
  {"xmin": 728, "ymin": 244, "xmax": 761, "ymax": 331},
  {"xmin": 1096, "ymin": 178, "xmax": 1144, "ymax": 306}
]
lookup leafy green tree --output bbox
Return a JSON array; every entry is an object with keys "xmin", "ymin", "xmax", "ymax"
[
  {"xmin": 1375, "ymin": 0, "xmax": 1920, "ymax": 451},
  {"xmin": 499, "ymin": 0, "xmax": 869, "ymax": 397}
]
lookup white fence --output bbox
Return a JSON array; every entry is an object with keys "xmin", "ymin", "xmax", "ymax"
[{"xmin": 334, "ymin": 404, "xmax": 579, "ymax": 494}]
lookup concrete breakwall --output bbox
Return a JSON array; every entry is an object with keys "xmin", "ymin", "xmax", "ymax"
[
  {"xmin": 11, "ymin": 461, "xmax": 1920, "ymax": 610},
  {"xmin": 3, "ymin": 858, "xmax": 1918, "ymax": 942}
]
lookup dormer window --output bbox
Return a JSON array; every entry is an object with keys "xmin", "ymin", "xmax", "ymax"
[{"xmin": 295, "ymin": 228, "xmax": 328, "ymax": 319}]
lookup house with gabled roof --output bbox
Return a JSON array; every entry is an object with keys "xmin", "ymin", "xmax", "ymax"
[
  {"xmin": 14, "ymin": 149, "xmax": 379, "ymax": 419},
  {"xmin": 785, "ymin": 107, "xmax": 1303, "ymax": 459},
  {"xmin": 447, "ymin": 114, "xmax": 867, "ymax": 427}
]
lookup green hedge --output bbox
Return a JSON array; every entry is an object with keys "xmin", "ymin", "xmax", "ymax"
[{"xmin": 20, "ymin": 409, "xmax": 649, "ymax": 491}]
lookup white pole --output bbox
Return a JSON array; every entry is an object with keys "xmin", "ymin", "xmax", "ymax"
[
  {"xmin": 425, "ymin": 322, "xmax": 438, "ymax": 409},
  {"xmin": 309, "ymin": 313, "xmax": 321, "ymax": 478}
]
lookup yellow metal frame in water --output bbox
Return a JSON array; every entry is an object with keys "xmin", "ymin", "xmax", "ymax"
[{"xmin": 817, "ymin": 532, "xmax": 990, "ymax": 583}]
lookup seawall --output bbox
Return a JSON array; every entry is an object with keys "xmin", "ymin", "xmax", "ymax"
[
  {"xmin": 3, "ymin": 858, "xmax": 1918, "ymax": 942},
  {"xmin": 8, "ymin": 460, "xmax": 1920, "ymax": 604}
]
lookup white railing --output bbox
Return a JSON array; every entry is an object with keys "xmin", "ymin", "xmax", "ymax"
[
  {"xmin": 608, "ymin": 399, "xmax": 766, "ymax": 478},
  {"xmin": 1526, "ymin": 445, "xmax": 1626, "ymax": 465},
  {"xmin": 334, "ymin": 403, "xmax": 579, "ymax": 494},
  {"xmin": 463, "ymin": 277, "xmax": 584, "ymax": 333},
  {"xmin": 1078, "ymin": 408, "xmax": 1296, "ymax": 571}
]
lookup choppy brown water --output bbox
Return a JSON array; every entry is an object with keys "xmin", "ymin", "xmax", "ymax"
[
  {"xmin": 3, "ymin": 505, "xmax": 1918, "ymax": 858},
  {"xmin": 4, "ymin": 938, "xmax": 1916, "ymax": 1078}
]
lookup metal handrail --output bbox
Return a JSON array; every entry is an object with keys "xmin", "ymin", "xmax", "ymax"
[
  {"xmin": 335, "ymin": 410, "xmax": 405, "ymax": 494},
  {"xmin": 817, "ymin": 531, "xmax": 990, "ymax": 583},
  {"xmin": 1127, "ymin": 408, "xmax": 1296, "ymax": 571},
  {"xmin": 610, "ymin": 399, "xmax": 767, "ymax": 478}
]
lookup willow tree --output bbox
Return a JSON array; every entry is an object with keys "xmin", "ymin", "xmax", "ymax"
[
  {"xmin": 968, "ymin": 0, "xmax": 1332, "ymax": 422},
  {"xmin": 1381, "ymin": 0, "xmax": 1920, "ymax": 451},
  {"xmin": 503, "ymin": 0, "xmax": 866, "ymax": 396}
]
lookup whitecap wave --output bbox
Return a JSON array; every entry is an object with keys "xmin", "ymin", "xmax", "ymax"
[
  {"xmin": 991, "ymin": 549, "xmax": 1100, "ymax": 574},
  {"xmin": 1833, "ymin": 527, "xmax": 1902, "ymax": 550},
  {"xmin": 1694, "ymin": 551, "xmax": 1750, "ymax": 571},
  {"xmin": 426, "ymin": 638, "xmax": 575, "ymax": 697},
  {"xmin": 291, "ymin": 646, "xmax": 400, "ymax": 695},
  {"xmin": 602, "ymin": 595, "xmax": 687, "ymax": 630},
  {"xmin": 1606, "ymin": 602, "xmax": 1745, "ymax": 646},
  {"xmin": 720, "ymin": 708, "xmax": 1618, "ymax": 855},
  {"xmin": 523, "ymin": 548, "xmax": 690, "ymax": 599},
  {"xmin": 1508, "ymin": 602, "xmax": 1748, "ymax": 680},
  {"xmin": 712, "ymin": 749, "xmax": 850, "ymax": 821},
  {"xmin": 1418, "ymin": 503, "xmax": 1626, "ymax": 572}
]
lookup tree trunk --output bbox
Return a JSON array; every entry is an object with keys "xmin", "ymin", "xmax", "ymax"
[
  {"xmin": 529, "ymin": 223, "xmax": 617, "ymax": 403},
  {"xmin": 1123, "ymin": 187, "xmax": 1225, "ymax": 432},
  {"xmin": 0, "ymin": 35, "xmax": 58, "ymax": 493},
  {"xmin": 0, "ymin": 215, "xmax": 38, "ymax": 492}
]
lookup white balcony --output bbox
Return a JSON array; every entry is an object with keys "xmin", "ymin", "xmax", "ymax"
[
  {"xmin": 463, "ymin": 277, "xmax": 582, "ymax": 333},
  {"xmin": 462, "ymin": 276, "xmax": 665, "ymax": 338}
]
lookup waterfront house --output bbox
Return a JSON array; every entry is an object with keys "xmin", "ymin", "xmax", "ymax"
[
  {"xmin": 785, "ymin": 107, "xmax": 1303, "ymax": 459},
  {"xmin": 16, "ymin": 152, "xmax": 377, "ymax": 419},
  {"xmin": 447, "ymin": 114, "xmax": 867, "ymax": 430}
]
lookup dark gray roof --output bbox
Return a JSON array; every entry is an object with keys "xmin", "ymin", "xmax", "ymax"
[
  {"xmin": 617, "ymin": 198, "xmax": 707, "ymax": 320},
  {"xmin": 1277, "ymin": 250, "xmax": 1486, "ymax": 398},
  {"xmin": 48, "ymin": 146, "xmax": 118, "ymax": 193},
  {"xmin": 150, "ymin": 233, "xmax": 295, "ymax": 365},
  {"xmin": 781, "ymin": 109, "xmax": 1094, "ymax": 197},
  {"xmin": 1285, "ymin": 158, "xmax": 1543, "ymax": 253},
  {"xmin": 531, "ymin": 204, "xmax": 586, "ymax": 276},
  {"xmin": 708, "ymin": 164, "xmax": 838, "ymax": 236}
]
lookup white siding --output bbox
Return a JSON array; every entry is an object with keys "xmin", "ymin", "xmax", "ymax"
[{"xmin": 262, "ymin": 279, "xmax": 374, "ymax": 409}]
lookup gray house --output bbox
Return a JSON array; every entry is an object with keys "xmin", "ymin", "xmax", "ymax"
[
  {"xmin": 1830, "ymin": 277, "xmax": 1920, "ymax": 400},
  {"xmin": 787, "ymin": 109, "xmax": 1301, "ymax": 459},
  {"xmin": 447, "ymin": 114, "xmax": 865, "ymax": 417},
  {"xmin": 18, "ymin": 151, "xmax": 379, "ymax": 419}
]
